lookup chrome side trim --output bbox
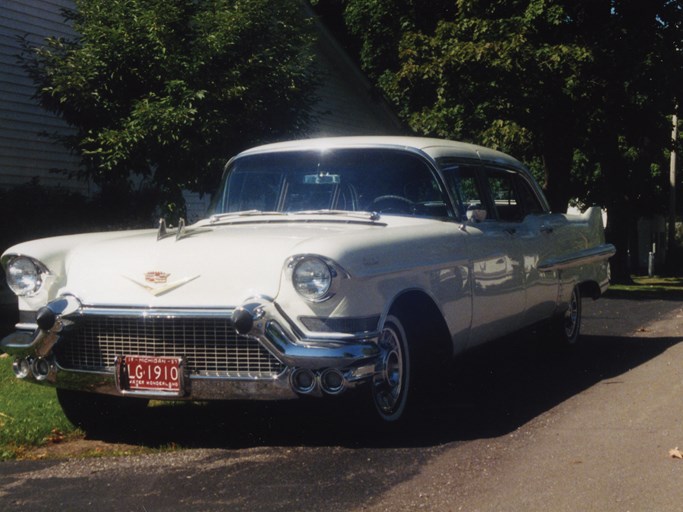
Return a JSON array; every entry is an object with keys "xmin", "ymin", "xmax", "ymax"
[{"xmin": 538, "ymin": 244, "xmax": 616, "ymax": 272}]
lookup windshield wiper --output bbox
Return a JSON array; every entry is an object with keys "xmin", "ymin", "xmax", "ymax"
[
  {"xmin": 208, "ymin": 210, "xmax": 286, "ymax": 224},
  {"xmin": 292, "ymin": 210, "xmax": 381, "ymax": 221},
  {"xmin": 207, "ymin": 209, "xmax": 382, "ymax": 225}
]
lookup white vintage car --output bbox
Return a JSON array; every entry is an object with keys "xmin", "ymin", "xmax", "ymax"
[{"xmin": 1, "ymin": 137, "xmax": 614, "ymax": 428}]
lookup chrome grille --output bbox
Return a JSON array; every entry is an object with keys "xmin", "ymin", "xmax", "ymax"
[{"xmin": 54, "ymin": 315, "xmax": 285, "ymax": 379}]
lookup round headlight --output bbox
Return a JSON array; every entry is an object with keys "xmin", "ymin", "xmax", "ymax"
[
  {"xmin": 292, "ymin": 257, "xmax": 334, "ymax": 302},
  {"xmin": 6, "ymin": 256, "xmax": 47, "ymax": 297}
]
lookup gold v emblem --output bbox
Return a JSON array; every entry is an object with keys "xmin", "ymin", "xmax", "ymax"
[{"xmin": 124, "ymin": 274, "xmax": 200, "ymax": 296}]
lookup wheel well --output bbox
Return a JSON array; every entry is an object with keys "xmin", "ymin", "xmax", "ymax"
[
  {"xmin": 578, "ymin": 280, "xmax": 602, "ymax": 300},
  {"xmin": 388, "ymin": 290, "xmax": 453, "ymax": 361}
]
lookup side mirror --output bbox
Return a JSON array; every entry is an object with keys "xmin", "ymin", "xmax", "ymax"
[{"xmin": 466, "ymin": 204, "xmax": 487, "ymax": 223}]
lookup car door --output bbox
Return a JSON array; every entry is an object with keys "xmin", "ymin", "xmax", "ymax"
[
  {"xmin": 508, "ymin": 172, "xmax": 561, "ymax": 325},
  {"xmin": 444, "ymin": 165, "xmax": 526, "ymax": 347},
  {"xmin": 482, "ymin": 167, "xmax": 560, "ymax": 328}
]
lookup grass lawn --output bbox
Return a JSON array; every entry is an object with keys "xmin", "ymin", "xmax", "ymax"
[
  {"xmin": 0, "ymin": 355, "xmax": 78, "ymax": 460},
  {"xmin": 608, "ymin": 275, "xmax": 683, "ymax": 298}
]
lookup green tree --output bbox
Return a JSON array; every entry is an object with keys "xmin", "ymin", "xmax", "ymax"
[
  {"xmin": 342, "ymin": 0, "xmax": 594, "ymax": 211},
  {"xmin": 335, "ymin": 0, "xmax": 683, "ymax": 280},
  {"xmin": 572, "ymin": 1, "xmax": 683, "ymax": 278},
  {"xmin": 24, "ymin": 0, "xmax": 319, "ymax": 218}
]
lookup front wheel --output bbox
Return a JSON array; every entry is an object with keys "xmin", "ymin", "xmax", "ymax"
[
  {"xmin": 371, "ymin": 315, "xmax": 412, "ymax": 423},
  {"xmin": 57, "ymin": 388, "xmax": 149, "ymax": 433},
  {"xmin": 552, "ymin": 285, "xmax": 582, "ymax": 345}
]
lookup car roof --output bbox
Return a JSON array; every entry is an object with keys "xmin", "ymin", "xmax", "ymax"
[{"xmin": 236, "ymin": 136, "xmax": 526, "ymax": 171}]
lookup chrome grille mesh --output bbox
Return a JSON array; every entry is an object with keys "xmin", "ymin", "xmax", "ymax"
[{"xmin": 54, "ymin": 315, "xmax": 285, "ymax": 378}]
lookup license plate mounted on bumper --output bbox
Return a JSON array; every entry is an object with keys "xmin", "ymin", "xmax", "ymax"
[{"xmin": 115, "ymin": 355, "xmax": 186, "ymax": 397}]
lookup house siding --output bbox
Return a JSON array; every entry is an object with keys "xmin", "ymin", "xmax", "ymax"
[{"xmin": 0, "ymin": 0, "xmax": 86, "ymax": 190}]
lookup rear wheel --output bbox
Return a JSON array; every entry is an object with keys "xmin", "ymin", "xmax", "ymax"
[
  {"xmin": 371, "ymin": 315, "xmax": 412, "ymax": 423},
  {"xmin": 552, "ymin": 285, "xmax": 582, "ymax": 345},
  {"xmin": 57, "ymin": 388, "xmax": 149, "ymax": 433}
]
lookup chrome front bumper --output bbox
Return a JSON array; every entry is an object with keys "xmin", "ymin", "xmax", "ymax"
[{"xmin": 1, "ymin": 296, "xmax": 382, "ymax": 401}]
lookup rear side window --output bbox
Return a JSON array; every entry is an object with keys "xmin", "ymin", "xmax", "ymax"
[
  {"xmin": 442, "ymin": 163, "xmax": 546, "ymax": 222},
  {"xmin": 482, "ymin": 167, "xmax": 545, "ymax": 222}
]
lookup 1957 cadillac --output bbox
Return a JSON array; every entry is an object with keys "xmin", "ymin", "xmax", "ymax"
[{"xmin": 1, "ymin": 137, "xmax": 615, "ymax": 427}]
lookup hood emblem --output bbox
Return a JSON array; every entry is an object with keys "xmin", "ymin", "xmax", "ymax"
[
  {"xmin": 124, "ymin": 272, "xmax": 200, "ymax": 296},
  {"xmin": 145, "ymin": 271, "xmax": 170, "ymax": 284}
]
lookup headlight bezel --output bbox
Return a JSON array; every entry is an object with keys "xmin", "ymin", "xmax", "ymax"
[
  {"xmin": 5, "ymin": 255, "xmax": 50, "ymax": 297},
  {"xmin": 288, "ymin": 255, "xmax": 344, "ymax": 303}
]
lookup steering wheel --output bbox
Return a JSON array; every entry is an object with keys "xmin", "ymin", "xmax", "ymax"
[{"xmin": 372, "ymin": 195, "xmax": 415, "ymax": 213}]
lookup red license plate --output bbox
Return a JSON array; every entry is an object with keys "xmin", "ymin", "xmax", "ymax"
[{"xmin": 120, "ymin": 355, "xmax": 183, "ymax": 394}]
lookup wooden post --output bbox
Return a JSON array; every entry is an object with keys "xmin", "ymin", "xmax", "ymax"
[{"xmin": 668, "ymin": 111, "xmax": 678, "ymax": 265}]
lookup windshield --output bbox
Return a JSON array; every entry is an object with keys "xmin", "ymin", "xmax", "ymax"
[{"xmin": 211, "ymin": 148, "xmax": 451, "ymax": 218}]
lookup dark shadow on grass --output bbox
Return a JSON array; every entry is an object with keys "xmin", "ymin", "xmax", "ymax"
[
  {"xmin": 605, "ymin": 288, "xmax": 683, "ymax": 301},
  {"xmin": 86, "ymin": 330, "xmax": 681, "ymax": 450},
  {"xmin": 0, "ymin": 303, "xmax": 18, "ymax": 341}
]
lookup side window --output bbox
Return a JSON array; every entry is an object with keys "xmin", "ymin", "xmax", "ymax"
[
  {"xmin": 483, "ymin": 167, "xmax": 545, "ymax": 222},
  {"xmin": 443, "ymin": 165, "xmax": 486, "ymax": 220},
  {"xmin": 486, "ymin": 170, "xmax": 522, "ymax": 221},
  {"xmin": 515, "ymin": 176, "xmax": 545, "ymax": 215}
]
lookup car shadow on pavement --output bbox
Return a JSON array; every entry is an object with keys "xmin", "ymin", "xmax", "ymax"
[{"xmin": 87, "ymin": 330, "xmax": 681, "ymax": 450}]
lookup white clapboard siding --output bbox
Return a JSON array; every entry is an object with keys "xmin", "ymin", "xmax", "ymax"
[{"xmin": 0, "ymin": 0, "xmax": 85, "ymax": 190}]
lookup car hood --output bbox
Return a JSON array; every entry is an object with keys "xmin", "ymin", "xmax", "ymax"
[{"xmin": 44, "ymin": 221, "xmax": 376, "ymax": 308}]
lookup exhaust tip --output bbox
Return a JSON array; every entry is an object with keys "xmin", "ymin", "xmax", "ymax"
[
  {"xmin": 12, "ymin": 358, "xmax": 30, "ymax": 379},
  {"xmin": 31, "ymin": 357, "xmax": 52, "ymax": 381},
  {"xmin": 290, "ymin": 368, "xmax": 317, "ymax": 394},
  {"xmin": 320, "ymin": 369, "xmax": 346, "ymax": 395}
]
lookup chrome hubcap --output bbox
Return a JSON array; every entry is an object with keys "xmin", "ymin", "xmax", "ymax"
[{"xmin": 373, "ymin": 325, "xmax": 404, "ymax": 415}]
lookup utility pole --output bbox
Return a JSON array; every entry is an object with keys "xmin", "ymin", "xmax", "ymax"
[{"xmin": 668, "ymin": 110, "xmax": 678, "ymax": 268}]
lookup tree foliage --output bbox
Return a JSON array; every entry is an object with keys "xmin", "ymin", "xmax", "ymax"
[
  {"xmin": 24, "ymin": 0, "xmax": 319, "ymax": 217},
  {"xmin": 334, "ymin": 0, "xmax": 683, "ymax": 279}
]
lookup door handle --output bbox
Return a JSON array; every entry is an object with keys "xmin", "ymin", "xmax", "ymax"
[
  {"xmin": 504, "ymin": 227, "xmax": 517, "ymax": 236},
  {"xmin": 540, "ymin": 225, "xmax": 554, "ymax": 234}
]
